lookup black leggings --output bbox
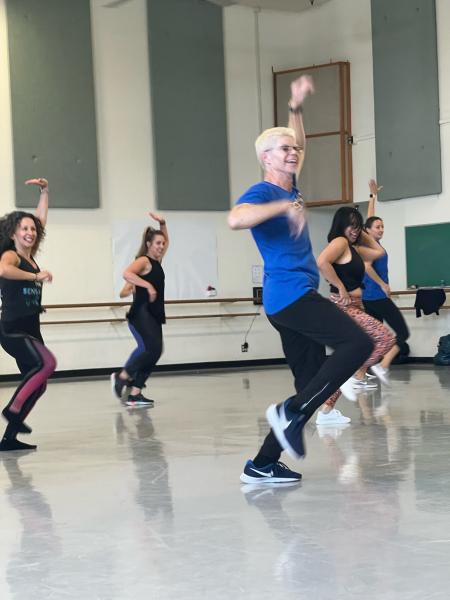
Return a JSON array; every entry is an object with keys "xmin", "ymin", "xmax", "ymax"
[
  {"xmin": 362, "ymin": 298, "xmax": 410, "ymax": 346},
  {"xmin": 126, "ymin": 305, "xmax": 163, "ymax": 389},
  {"xmin": 0, "ymin": 316, "xmax": 56, "ymax": 425},
  {"xmin": 255, "ymin": 291, "xmax": 373, "ymax": 464}
]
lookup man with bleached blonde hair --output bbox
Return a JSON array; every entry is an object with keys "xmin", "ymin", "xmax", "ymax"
[
  {"xmin": 254, "ymin": 126, "xmax": 298, "ymax": 167},
  {"xmin": 228, "ymin": 75, "xmax": 373, "ymax": 484}
]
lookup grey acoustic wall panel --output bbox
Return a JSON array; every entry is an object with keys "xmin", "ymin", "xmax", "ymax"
[
  {"xmin": 7, "ymin": 0, "xmax": 99, "ymax": 208},
  {"xmin": 147, "ymin": 0, "xmax": 230, "ymax": 211},
  {"xmin": 371, "ymin": 0, "xmax": 441, "ymax": 202}
]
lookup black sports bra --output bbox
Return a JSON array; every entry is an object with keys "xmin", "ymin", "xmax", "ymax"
[{"xmin": 330, "ymin": 244, "xmax": 365, "ymax": 293}]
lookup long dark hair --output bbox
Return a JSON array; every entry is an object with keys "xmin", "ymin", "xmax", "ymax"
[
  {"xmin": 365, "ymin": 215, "xmax": 383, "ymax": 230},
  {"xmin": 136, "ymin": 227, "xmax": 166, "ymax": 258},
  {"xmin": 0, "ymin": 211, "xmax": 45, "ymax": 257},
  {"xmin": 327, "ymin": 207, "xmax": 363, "ymax": 242}
]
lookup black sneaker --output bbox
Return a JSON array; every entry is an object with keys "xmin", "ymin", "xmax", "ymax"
[
  {"xmin": 111, "ymin": 372, "xmax": 127, "ymax": 399},
  {"xmin": 125, "ymin": 394, "xmax": 154, "ymax": 407},
  {"xmin": 0, "ymin": 438, "xmax": 37, "ymax": 451},
  {"xmin": 240, "ymin": 459, "xmax": 302, "ymax": 484},
  {"xmin": 2, "ymin": 407, "xmax": 32, "ymax": 434},
  {"xmin": 266, "ymin": 399, "xmax": 306, "ymax": 460}
]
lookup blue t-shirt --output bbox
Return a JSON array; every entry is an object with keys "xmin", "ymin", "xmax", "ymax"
[
  {"xmin": 362, "ymin": 243, "xmax": 389, "ymax": 301},
  {"xmin": 236, "ymin": 181, "xmax": 320, "ymax": 315}
]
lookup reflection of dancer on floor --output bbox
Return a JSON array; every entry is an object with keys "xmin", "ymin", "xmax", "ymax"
[
  {"xmin": 362, "ymin": 180, "xmax": 410, "ymax": 363},
  {"xmin": 2, "ymin": 455, "xmax": 61, "ymax": 598},
  {"xmin": 115, "ymin": 409, "xmax": 173, "ymax": 524},
  {"xmin": 228, "ymin": 75, "xmax": 373, "ymax": 484},
  {"xmin": 0, "ymin": 179, "xmax": 57, "ymax": 451},
  {"xmin": 315, "ymin": 205, "xmax": 396, "ymax": 426},
  {"xmin": 112, "ymin": 213, "xmax": 168, "ymax": 406},
  {"xmin": 241, "ymin": 478, "xmax": 335, "ymax": 585}
]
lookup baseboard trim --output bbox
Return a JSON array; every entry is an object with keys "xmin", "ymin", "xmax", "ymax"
[
  {"xmin": 402, "ymin": 357, "xmax": 434, "ymax": 364},
  {"xmin": 0, "ymin": 358, "xmax": 288, "ymax": 383},
  {"xmin": 0, "ymin": 356, "xmax": 441, "ymax": 384}
]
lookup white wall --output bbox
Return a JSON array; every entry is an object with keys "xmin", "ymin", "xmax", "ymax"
[
  {"xmin": 0, "ymin": 0, "xmax": 448, "ymax": 374},
  {"xmin": 0, "ymin": 0, "xmax": 281, "ymax": 374},
  {"xmin": 224, "ymin": 0, "xmax": 450, "ymax": 357}
]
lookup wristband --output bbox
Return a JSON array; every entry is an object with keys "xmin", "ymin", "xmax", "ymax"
[
  {"xmin": 294, "ymin": 191, "xmax": 305, "ymax": 209},
  {"xmin": 288, "ymin": 102, "xmax": 303, "ymax": 115}
]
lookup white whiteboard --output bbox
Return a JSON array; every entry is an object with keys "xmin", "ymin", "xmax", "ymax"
[{"xmin": 112, "ymin": 215, "xmax": 219, "ymax": 300}]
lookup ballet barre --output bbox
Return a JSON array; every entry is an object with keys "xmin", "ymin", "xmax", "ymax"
[
  {"xmin": 397, "ymin": 306, "xmax": 449, "ymax": 312},
  {"xmin": 37, "ymin": 291, "xmax": 450, "ymax": 325},
  {"xmin": 390, "ymin": 289, "xmax": 450, "ymax": 312},
  {"xmin": 390, "ymin": 289, "xmax": 450, "ymax": 295},
  {"xmin": 40, "ymin": 297, "xmax": 260, "ymax": 326}
]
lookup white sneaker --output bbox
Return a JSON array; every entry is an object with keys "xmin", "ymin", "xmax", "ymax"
[
  {"xmin": 340, "ymin": 377, "xmax": 357, "ymax": 401},
  {"xmin": 316, "ymin": 408, "xmax": 351, "ymax": 425},
  {"xmin": 352, "ymin": 377, "xmax": 378, "ymax": 390},
  {"xmin": 366, "ymin": 372, "xmax": 377, "ymax": 380},
  {"xmin": 370, "ymin": 363, "xmax": 390, "ymax": 386}
]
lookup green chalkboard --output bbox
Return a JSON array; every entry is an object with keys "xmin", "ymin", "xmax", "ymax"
[{"xmin": 405, "ymin": 222, "xmax": 450, "ymax": 287}]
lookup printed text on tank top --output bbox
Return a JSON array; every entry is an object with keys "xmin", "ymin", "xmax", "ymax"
[{"xmin": 0, "ymin": 254, "xmax": 42, "ymax": 322}]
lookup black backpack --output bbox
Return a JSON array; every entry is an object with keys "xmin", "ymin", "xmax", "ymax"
[{"xmin": 433, "ymin": 334, "xmax": 450, "ymax": 366}]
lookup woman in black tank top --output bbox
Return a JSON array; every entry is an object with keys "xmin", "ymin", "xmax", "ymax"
[
  {"xmin": 313, "ymin": 205, "xmax": 396, "ymax": 426},
  {"xmin": 0, "ymin": 178, "xmax": 57, "ymax": 451},
  {"xmin": 111, "ymin": 213, "xmax": 169, "ymax": 406},
  {"xmin": 318, "ymin": 206, "xmax": 384, "ymax": 303}
]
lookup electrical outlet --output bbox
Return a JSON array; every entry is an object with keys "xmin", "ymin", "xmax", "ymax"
[
  {"xmin": 252, "ymin": 287, "xmax": 263, "ymax": 305},
  {"xmin": 241, "ymin": 342, "xmax": 249, "ymax": 352}
]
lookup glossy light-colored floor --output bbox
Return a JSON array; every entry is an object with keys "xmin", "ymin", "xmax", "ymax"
[{"xmin": 1, "ymin": 365, "xmax": 450, "ymax": 599}]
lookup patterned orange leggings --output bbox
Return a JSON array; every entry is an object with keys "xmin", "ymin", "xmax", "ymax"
[{"xmin": 323, "ymin": 296, "xmax": 396, "ymax": 410}]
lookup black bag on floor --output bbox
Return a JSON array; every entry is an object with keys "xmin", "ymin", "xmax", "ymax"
[{"xmin": 433, "ymin": 334, "xmax": 450, "ymax": 366}]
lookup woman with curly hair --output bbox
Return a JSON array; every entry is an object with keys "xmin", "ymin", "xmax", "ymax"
[{"xmin": 0, "ymin": 178, "xmax": 56, "ymax": 451}]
